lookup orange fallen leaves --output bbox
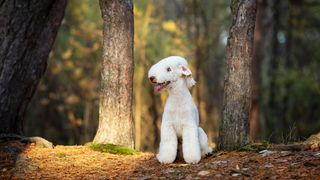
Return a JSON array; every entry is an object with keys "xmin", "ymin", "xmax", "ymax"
[{"xmin": 0, "ymin": 141, "xmax": 319, "ymax": 179}]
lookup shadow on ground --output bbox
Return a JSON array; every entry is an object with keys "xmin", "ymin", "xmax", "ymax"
[{"xmin": 0, "ymin": 140, "xmax": 29, "ymax": 179}]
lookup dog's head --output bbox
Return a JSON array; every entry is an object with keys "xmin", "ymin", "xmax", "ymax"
[{"xmin": 148, "ymin": 56, "xmax": 196, "ymax": 92}]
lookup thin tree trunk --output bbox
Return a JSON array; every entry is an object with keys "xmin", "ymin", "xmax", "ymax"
[
  {"xmin": 219, "ymin": 0, "xmax": 257, "ymax": 150},
  {"xmin": 82, "ymin": 101, "xmax": 93, "ymax": 143},
  {"xmin": 133, "ymin": 2, "xmax": 152, "ymax": 150},
  {"xmin": 250, "ymin": 1, "xmax": 263, "ymax": 141},
  {"xmin": 149, "ymin": 87, "xmax": 160, "ymax": 151},
  {"xmin": 93, "ymin": 0, "xmax": 134, "ymax": 148},
  {"xmin": 134, "ymin": 65, "xmax": 143, "ymax": 150},
  {"xmin": 0, "ymin": 0, "xmax": 67, "ymax": 135},
  {"xmin": 251, "ymin": 0, "xmax": 275, "ymax": 140},
  {"xmin": 267, "ymin": 0, "xmax": 284, "ymax": 142}
]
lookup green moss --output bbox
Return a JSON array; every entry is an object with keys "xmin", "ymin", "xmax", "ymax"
[
  {"xmin": 238, "ymin": 141, "xmax": 269, "ymax": 152},
  {"xmin": 88, "ymin": 143, "xmax": 138, "ymax": 155},
  {"xmin": 56, "ymin": 152, "xmax": 67, "ymax": 158}
]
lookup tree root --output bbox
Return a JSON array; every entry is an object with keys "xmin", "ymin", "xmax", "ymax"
[
  {"xmin": 0, "ymin": 134, "xmax": 54, "ymax": 149},
  {"xmin": 270, "ymin": 132, "xmax": 320, "ymax": 151}
]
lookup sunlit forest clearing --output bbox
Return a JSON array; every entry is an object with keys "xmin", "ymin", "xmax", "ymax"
[
  {"xmin": 1, "ymin": 140, "xmax": 320, "ymax": 179},
  {"xmin": 0, "ymin": 0, "xmax": 320, "ymax": 179}
]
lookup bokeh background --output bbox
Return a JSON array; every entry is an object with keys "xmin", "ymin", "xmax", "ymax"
[{"xmin": 25, "ymin": 0, "xmax": 320, "ymax": 151}]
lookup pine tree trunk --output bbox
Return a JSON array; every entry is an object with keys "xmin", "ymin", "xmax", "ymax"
[
  {"xmin": 0, "ymin": 0, "xmax": 67, "ymax": 135},
  {"xmin": 219, "ymin": 0, "xmax": 257, "ymax": 150},
  {"xmin": 93, "ymin": 0, "xmax": 134, "ymax": 148}
]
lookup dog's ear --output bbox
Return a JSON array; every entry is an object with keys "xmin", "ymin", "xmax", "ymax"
[
  {"xmin": 179, "ymin": 65, "xmax": 196, "ymax": 88},
  {"xmin": 179, "ymin": 65, "xmax": 192, "ymax": 77}
]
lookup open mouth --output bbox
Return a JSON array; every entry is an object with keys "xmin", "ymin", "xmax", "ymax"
[{"xmin": 154, "ymin": 81, "xmax": 171, "ymax": 92}]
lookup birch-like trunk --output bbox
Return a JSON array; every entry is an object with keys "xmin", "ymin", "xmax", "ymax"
[{"xmin": 93, "ymin": 0, "xmax": 134, "ymax": 148}]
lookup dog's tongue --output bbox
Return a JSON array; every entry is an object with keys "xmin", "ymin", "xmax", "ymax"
[{"xmin": 154, "ymin": 84, "xmax": 164, "ymax": 92}]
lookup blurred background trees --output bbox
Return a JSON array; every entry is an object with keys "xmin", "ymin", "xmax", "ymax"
[
  {"xmin": 25, "ymin": 0, "xmax": 320, "ymax": 150},
  {"xmin": 25, "ymin": 0, "xmax": 101, "ymax": 145}
]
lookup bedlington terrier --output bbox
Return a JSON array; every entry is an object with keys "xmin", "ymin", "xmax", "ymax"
[{"xmin": 148, "ymin": 56, "xmax": 212, "ymax": 164}]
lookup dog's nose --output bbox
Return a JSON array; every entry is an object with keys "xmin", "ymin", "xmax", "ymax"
[{"xmin": 149, "ymin": 76, "xmax": 156, "ymax": 83}]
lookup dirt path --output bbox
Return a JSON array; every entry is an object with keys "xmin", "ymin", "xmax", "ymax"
[{"xmin": 1, "ymin": 141, "xmax": 320, "ymax": 179}]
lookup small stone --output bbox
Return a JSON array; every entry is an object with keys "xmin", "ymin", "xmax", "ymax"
[
  {"xmin": 259, "ymin": 150, "xmax": 273, "ymax": 156},
  {"xmin": 231, "ymin": 173, "xmax": 241, "ymax": 177},
  {"xmin": 259, "ymin": 149, "xmax": 269, "ymax": 154},
  {"xmin": 2, "ymin": 168, "xmax": 7, "ymax": 172},
  {"xmin": 264, "ymin": 164, "xmax": 274, "ymax": 168},
  {"xmin": 198, "ymin": 170, "xmax": 210, "ymax": 176}
]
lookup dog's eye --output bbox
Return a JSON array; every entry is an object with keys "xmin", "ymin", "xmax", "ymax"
[{"xmin": 166, "ymin": 67, "xmax": 171, "ymax": 72}]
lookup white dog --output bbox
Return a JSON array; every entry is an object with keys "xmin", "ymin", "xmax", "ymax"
[{"xmin": 148, "ymin": 56, "xmax": 212, "ymax": 164}]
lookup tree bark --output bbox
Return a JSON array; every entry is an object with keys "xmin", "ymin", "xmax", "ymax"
[
  {"xmin": 93, "ymin": 0, "xmax": 134, "ymax": 148},
  {"xmin": 0, "ymin": 0, "xmax": 67, "ymax": 135},
  {"xmin": 219, "ymin": 0, "xmax": 256, "ymax": 150}
]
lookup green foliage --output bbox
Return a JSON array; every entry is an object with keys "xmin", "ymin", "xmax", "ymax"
[{"xmin": 88, "ymin": 143, "xmax": 138, "ymax": 155}]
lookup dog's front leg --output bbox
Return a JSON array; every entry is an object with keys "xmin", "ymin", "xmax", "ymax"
[
  {"xmin": 157, "ymin": 124, "xmax": 177, "ymax": 164},
  {"xmin": 182, "ymin": 126, "xmax": 201, "ymax": 164}
]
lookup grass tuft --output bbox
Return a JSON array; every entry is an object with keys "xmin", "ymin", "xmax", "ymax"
[{"xmin": 88, "ymin": 143, "xmax": 138, "ymax": 155}]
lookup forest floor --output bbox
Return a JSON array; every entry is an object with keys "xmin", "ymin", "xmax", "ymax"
[{"xmin": 1, "ymin": 141, "xmax": 320, "ymax": 179}]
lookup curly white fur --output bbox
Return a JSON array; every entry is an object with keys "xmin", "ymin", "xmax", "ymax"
[{"xmin": 148, "ymin": 56, "xmax": 212, "ymax": 164}]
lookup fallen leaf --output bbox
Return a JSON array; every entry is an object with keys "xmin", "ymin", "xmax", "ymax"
[
  {"xmin": 198, "ymin": 170, "xmax": 210, "ymax": 176},
  {"xmin": 310, "ymin": 143, "xmax": 319, "ymax": 151}
]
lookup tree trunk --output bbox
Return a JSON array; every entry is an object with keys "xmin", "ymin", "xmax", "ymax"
[
  {"xmin": 93, "ymin": 0, "xmax": 134, "ymax": 148},
  {"xmin": 218, "ymin": 0, "xmax": 256, "ymax": 150},
  {"xmin": 251, "ymin": 0, "xmax": 275, "ymax": 140},
  {"xmin": 267, "ymin": 0, "xmax": 284, "ymax": 142},
  {"xmin": 0, "ymin": 0, "xmax": 67, "ymax": 135},
  {"xmin": 250, "ymin": 0, "xmax": 263, "ymax": 141}
]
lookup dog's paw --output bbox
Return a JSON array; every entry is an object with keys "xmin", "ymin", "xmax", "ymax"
[
  {"xmin": 156, "ymin": 153, "xmax": 175, "ymax": 164},
  {"xmin": 183, "ymin": 153, "xmax": 201, "ymax": 164},
  {"xmin": 201, "ymin": 146, "xmax": 213, "ymax": 157}
]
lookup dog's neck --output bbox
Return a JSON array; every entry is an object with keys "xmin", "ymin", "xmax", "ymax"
[{"xmin": 167, "ymin": 79, "xmax": 192, "ymax": 100}]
